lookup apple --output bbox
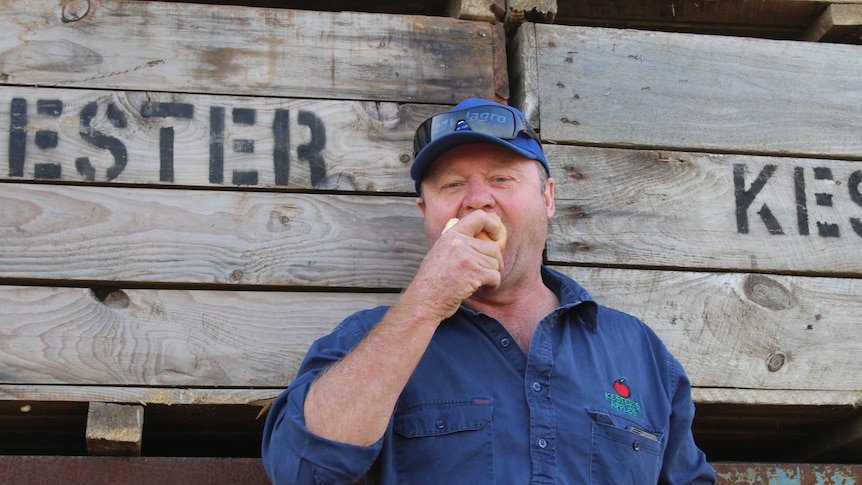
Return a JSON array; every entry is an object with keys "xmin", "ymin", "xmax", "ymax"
[{"xmin": 613, "ymin": 378, "xmax": 631, "ymax": 398}]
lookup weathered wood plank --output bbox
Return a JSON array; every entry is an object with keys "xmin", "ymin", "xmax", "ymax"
[
  {"xmin": 547, "ymin": 146, "xmax": 862, "ymax": 274},
  {"xmin": 0, "ymin": 0, "xmax": 497, "ymax": 103},
  {"xmin": 801, "ymin": 3, "xmax": 862, "ymax": 43},
  {"xmin": 509, "ymin": 22, "xmax": 541, "ymax": 129},
  {"xmin": 0, "ymin": 286, "xmax": 396, "ymax": 387},
  {"xmin": 507, "ymin": 0, "xmax": 558, "ymax": 27},
  {"xmin": 0, "ymin": 87, "xmax": 438, "ymax": 192},
  {"xmin": 692, "ymin": 388, "xmax": 862, "ymax": 407},
  {"xmin": 1, "ymin": 384, "xmax": 860, "ymax": 409},
  {"xmin": 0, "ymin": 184, "xmax": 425, "ymax": 287},
  {"xmin": 0, "ymin": 385, "xmax": 280, "ymax": 406},
  {"xmin": 522, "ymin": 24, "xmax": 862, "ymax": 158},
  {"xmin": 553, "ymin": 0, "xmax": 830, "ymax": 40},
  {"xmin": 554, "ymin": 265, "xmax": 862, "ymax": 391},
  {"xmin": 446, "ymin": 0, "xmax": 505, "ymax": 22},
  {"xmin": 1, "ymin": 263, "xmax": 859, "ymax": 391},
  {"xmin": 85, "ymin": 402, "xmax": 143, "ymax": 456}
]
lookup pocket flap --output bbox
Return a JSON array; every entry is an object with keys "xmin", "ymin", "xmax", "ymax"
[{"xmin": 395, "ymin": 399, "xmax": 493, "ymax": 438}]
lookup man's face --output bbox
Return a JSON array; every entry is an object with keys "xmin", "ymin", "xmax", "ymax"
[{"xmin": 417, "ymin": 143, "xmax": 555, "ymax": 280}]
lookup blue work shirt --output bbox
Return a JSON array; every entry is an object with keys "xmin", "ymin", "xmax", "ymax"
[{"xmin": 262, "ymin": 267, "xmax": 715, "ymax": 484}]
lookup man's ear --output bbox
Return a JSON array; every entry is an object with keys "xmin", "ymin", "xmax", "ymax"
[
  {"xmin": 416, "ymin": 196, "xmax": 426, "ymax": 216},
  {"xmin": 545, "ymin": 178, "xmax": 556, "ymax": 219}
]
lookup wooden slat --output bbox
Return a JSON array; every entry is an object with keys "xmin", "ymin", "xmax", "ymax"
[
  {"xmin": 446, "ymin": 0, "xmax": 505, "ymax": 22},
  {"xmin": 693, "ymin": 388, "xmax": 862, "ymax": 407},
  {"xmin": 0, "ymin": 385, "xmax": 279, "ymax": 406},
  {"xmin": 553, "ymin": 0, "xmax": 830, "ymax": 40},
  {"xmin": 2, "ymin": 263, "xmax": 860, "ymax": 393},
  {"xmin": 1, "ymin": 385, "xmax": 860, "ymax": 409},
  {"xmin": 553, "ymin": 265, "xmax": 862, "ymax": 391},
  {"xmin": 0, "ymin": 286, "xmax": 397, "ymax": 387},
  {"xmin": 0, "ymin": 184, "xmax": 425, "ymax": 288},
  {"xmin": 85, "ymin": 402, "xmax": 143, "ymax": 456},
  {"xmin": 0, "ymin": 0, "xmax": 497, "ymax": 103},
  {"xmin": 801, "ymin": 3, "xmax": 862, "ymax": 43},
  {"xmin": 506, "ymin": 0, "xmax": 558, "ymax": 26},
  {"xmin": 547, "ymin": 146, "xmax": 862, "ymax": 274},
  {"xmin": 0, "ymin": 87, "xmax": 442, "ymax": 192},
  {"xmin": 509, "ymin": 23, "xmax": 541, "ymax": 129},
  {"xmin": 517, "ymin": 24, "xmax": 862, "ymax": 158}
]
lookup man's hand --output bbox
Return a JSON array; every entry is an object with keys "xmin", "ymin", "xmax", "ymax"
[
  {"xmin": 443, "ymin": 214, "xmax": 507, "ymax": 252},
  {"xmin": 405, "ymin": 212, "xmax": 507, "ymax": 322}
]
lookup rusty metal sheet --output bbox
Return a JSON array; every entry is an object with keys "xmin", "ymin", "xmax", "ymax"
[
  {"xmin": 714, "ymin": 462, "xmax": 862, "ymax": 484},
  {"xmin": 0, "ymin": 456, "xmax": 271, "ymax": 484}
]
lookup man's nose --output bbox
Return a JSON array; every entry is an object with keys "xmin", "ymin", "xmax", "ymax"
[{"xmin": 463, "ymin": 179, "xmax": 495, "ymax": 209}]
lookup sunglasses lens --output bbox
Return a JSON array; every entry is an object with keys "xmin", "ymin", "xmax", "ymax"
[
  {"xmin": 413, "ymin": 104, "xmax": 538, "ymax": 156},
  {"xmin": 429, "ymin": 106, "xmax": 517, "ymax": 140}
]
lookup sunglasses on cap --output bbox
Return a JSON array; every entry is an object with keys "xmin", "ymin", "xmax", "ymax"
[{"xmin": 413, "ymin": 104, "xmax": 540, "ymax": 156}]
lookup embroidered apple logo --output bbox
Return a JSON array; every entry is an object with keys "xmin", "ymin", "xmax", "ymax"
[{"xmin": 613, "ymin": 378, "xmax": 631, "ymax": 398}]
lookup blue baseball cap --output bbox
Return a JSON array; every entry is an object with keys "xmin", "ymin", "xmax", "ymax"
[{"xmin": 410, "ymin": 98, "xmax": 549, "ymax": 193}]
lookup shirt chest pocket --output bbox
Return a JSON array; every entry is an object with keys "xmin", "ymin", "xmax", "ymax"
[
  {"xmin": 393, "ymin": 399, "xmax": 495, "ymax": 485},
  {"xmin": 587, "ymin": 409, "xmax": 664, "ymax": 485}
]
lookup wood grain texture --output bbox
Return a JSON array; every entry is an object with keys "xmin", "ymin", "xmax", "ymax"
[
  {"xmin": 546, "ymin": 145, "xmax": 862, "ymax": 274},
  {"xmin": 558, "ymin": 265, "xmax": 862, "ymax": 391},
  {"xmin": 1, "ymin": 262, "xmax": 859, "ymax": 394},
  {"xmin": 1, "ymin": 384, "xmax": 861, "ymax": 408},
  {"xmin": 85, "ymin": 402, "xmax": 143, "ymax": 456},
  {"xmin": 0, "ymin": 87, "xmax": 441, "ymax": 192},
  {"xmin": 0, "ymin": 385, "xmax": 280, "ymax": 406},
  {"xmin": 527, "ymin": 24, "xmax": 862, "ymax": 158},
  {"xmin": 0, "ymin": 0, "xmax": 497, "ymax": 103},
  {"xmin": 0, "ymin": 183, "xmax": 426, "ymax": 287},
  {"xmin": 0, "ymin": 286, "xmax": 397, "ymax": 387},
  {"xmin": 802, "ymin": 4, "xmax": 862, "ymax": 43}
]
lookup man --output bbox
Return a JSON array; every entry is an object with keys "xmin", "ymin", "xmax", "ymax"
[{"xmin": 262, "ymin": 98, "xmax": 716, "ymax": 484}]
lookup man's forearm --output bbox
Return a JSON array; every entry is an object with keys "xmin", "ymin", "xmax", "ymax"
[{"xmin": 302, "ymin": 295, "xmax": 440, "ymax": 446}]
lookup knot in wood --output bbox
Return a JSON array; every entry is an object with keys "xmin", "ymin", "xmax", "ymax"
[
  {"xmin": 743, "ymin": 275, "xmax": 793, "ymax": 311},
  {"xmin": 766, "ymin": 352, "xmax": 786, "ymax": 372},
  {"xmin": 62, "ymin": 0, "xmax": 90, "ymax": 22}
]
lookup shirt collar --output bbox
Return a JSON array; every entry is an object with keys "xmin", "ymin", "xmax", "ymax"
[
  {"xmin": 540, "ymin": 266, "xmax": 599, "ymax": 331},
  {"xmin": 457, "ymin": 266, "xmax": 599, "ymax": 331}
]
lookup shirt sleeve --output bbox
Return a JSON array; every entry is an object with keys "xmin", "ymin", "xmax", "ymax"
[
  {"xmin": 659, "ymin": 356, "xmax": 716, "ymax": 485},
  {"xmin": 261, "ymin": 308, "xmax": 388, "ymax": 485}
]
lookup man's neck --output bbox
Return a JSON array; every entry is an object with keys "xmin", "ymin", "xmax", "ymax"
[{"xmin": 465, "ymin": 270, "xmax": 560, "ymax": 352}]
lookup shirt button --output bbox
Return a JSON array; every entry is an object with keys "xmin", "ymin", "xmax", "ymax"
[
  {"xmin": 537, "ymin": 438, "xmax": 548, "ymax": 449},
  {"xmin": 632, "ymin": 440, "xmax": 641, "ymax": 451},
  {"xmin": 500, "ymin": 338, "xmax": 510, "ymax": 348},
  {"xmin": 435, "ymin": 420, "xmax": 445, "ymax": 429},
  {"xmin": 531, "ymin": 381, "xmax": 542, "ymax": 392}
]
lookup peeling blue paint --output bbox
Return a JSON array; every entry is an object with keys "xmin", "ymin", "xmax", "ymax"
[{"xmin": 714, "ymin": 463, "xmax": 860, "ymax": 485}]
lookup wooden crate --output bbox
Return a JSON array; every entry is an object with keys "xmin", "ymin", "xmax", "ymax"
[
  {"xmin": 511, "ymin": 22, "xmax": 862, "ymax": 463},
  {"xmin": 2, "ymin": 0, "xmax": 862, "ymax": 475},
  {"xmin": 0, "ymin": 0, "xmax": 505, "ymax": 459}
]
